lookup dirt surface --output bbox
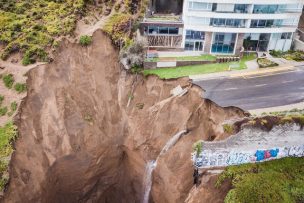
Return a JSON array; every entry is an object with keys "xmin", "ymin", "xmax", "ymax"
[
  {"xmin": 185, "ymin": 174, "xmax": 231, "ymax": 203},
  {"xmin": 4, "ymin": 31, "xmax": 245, "ymax": 203}
]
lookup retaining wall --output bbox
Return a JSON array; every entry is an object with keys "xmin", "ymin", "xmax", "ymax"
[
  {"xmin": 144, "ymin": 60, "xmax": 215, "ymax": 69},
  {"xmin": 192, "ymin": 124, "xmax": 304, "ymax": 168}
]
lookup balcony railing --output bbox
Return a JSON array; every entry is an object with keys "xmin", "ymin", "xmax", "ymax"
[
  {"xmin": 147, "ymin": 35, "xmax": 183, "ymax": 48},
  {"xmin": 143, "ymin": 14, "xmax": 183, "ymax": 24}
]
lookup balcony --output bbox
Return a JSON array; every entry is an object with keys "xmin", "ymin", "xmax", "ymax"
[
  {"xmin": 250, "ymin": 19, "xmax": 297, "ymax": 28},
  {"xmin": 210, "ymin": 18, "xmax": 247, "ymax": 28}
]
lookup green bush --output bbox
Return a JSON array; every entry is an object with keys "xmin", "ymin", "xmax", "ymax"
[
  {"xmin": 10, "ymin": 101, "xmax": 17, "ymax": 112},
  {"xmin": 0, "ymin": 107, "xmax": 8, "ymax": 116},
  {"xmin": 269, "ymin": 50, "xmax": 283, "ymax": 57},
  {"xmin": 0, "ymin": 95, "xmax": 4, "ymax": 106},
  {"xmin": 14, "ymin": 83, "xmax": 27, "ymax": 93},
  {"xmin": 79, "ymin": 35, "xmax": 92, "ymax": 46},
  {"xmin": 2, "ymin": 74, "xmax": 14, "ymax": 89},
  {"xmin": 22, "ymin": 47, "xmax": 48, "ymax": 65}
]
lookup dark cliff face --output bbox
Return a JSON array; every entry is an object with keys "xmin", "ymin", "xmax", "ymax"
[{"xmin": 4, "ymin": 31, "xmax": 244, "ymax": 203}]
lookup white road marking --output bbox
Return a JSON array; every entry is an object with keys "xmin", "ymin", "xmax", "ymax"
[
  {"xmin": 255, "ymin": 84, "xmax": 267, "ymax": 87},
  {"xmin": 282, "ymin": 80, "xmax": 294, "ymax": 84},
  {"xmin": 223, "ymin": 87, "xmax": 238, "ymax": 91}
]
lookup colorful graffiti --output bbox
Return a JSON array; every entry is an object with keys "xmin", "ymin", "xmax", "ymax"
[{"xmin": 193, "ymin": 145, "xmax": 304, "ymax": 168}]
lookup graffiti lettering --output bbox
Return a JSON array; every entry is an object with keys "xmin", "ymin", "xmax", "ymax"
[{"xmin": 193, "ymin": 145, "xmax": 304, "ymax": 168}]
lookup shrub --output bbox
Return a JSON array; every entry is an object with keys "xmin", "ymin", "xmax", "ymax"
[
  {"xmin": 14, "ymin": 83, "xmax": 27, "ymax": 93},
  {"xmin": 269, "ymin": 50, "xmax": 283, "ymax": 57},
  {"xmin": 192, "ymin": 141, "xmax": 203, "ymax": 157},
  {"xmin": 0, "ymin": 95, "xmax": 4, "ymax": 106},
  {"xmin": 103, "ymin": 13, "xmax": 133, "ymax": 45},
  {"xmin": 223, "ymin": 124, "xmax": 234, "ymax": 134},
  {"xmin": 10, "ymin": 101, "xmax": 17, "ymax": 112},
  {"xmin": 79, "ymin": 35, "xmax": 92, "ymax": 46},
  {"xmin": 0, "ymin": 107, "xmax": 8, "ymax": 116},
  {"xmin": 2, "ymin": 74, "xmax": 14, "ymax": 89},
  {"xmin": 257, "ymin": 58, "xmax": 278, "ymax": 68},
  {"xmin": 7, "ymin": 102, "xmax": 17, "ymax": 117},
  {"xmin": 22, "ymin": 47, "xmax": 49, "ymax": 66},
  {"xmin": 119, "ymin": 38, "xmax": 147, "ymax": 70},
  {"xmin": 22, "ymin": 55, "xmax": 34, "ymax": 66}
]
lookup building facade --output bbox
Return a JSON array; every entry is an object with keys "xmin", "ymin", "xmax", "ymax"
[
  {"xmin": 141, "ymin": 0, "xmax": 304, "ymax": 55},
  {"xmin": 182, "ymin": 0, "xmax": 303, "ymax": 54}
]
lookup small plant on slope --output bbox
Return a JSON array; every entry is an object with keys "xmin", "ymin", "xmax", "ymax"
[
  {"xmin": 79, "ymin": 35, "xmax": 92, "ymax": 46},
  {"xmin": 2, "ymin": 74, "xmax": 14, "ymax": 89},
  {"xmin": 193, "ymin": 141, "xmax": 203, "ymax": 157},
  {"xmin": 14, "ymin": 83, "xmax": 27, "ymax": 93}
]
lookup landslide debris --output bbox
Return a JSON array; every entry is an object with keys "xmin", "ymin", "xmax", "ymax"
[{"xmin": 4, "ymin": 31, "xmax": 244, "ymax": 203}]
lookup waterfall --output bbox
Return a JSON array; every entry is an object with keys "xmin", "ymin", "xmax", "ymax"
[{"xmin": 142, "ymin": 130, "xmax": 187, "ymax": 203}]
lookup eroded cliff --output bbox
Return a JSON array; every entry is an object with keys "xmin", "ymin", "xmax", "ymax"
[{"xmin": 4, "ymin": 31, "xmax": 244, "ymax": 203}]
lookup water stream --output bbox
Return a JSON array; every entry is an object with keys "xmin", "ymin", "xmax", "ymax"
[{"xmin": 142, "ymin": 130, "xmax": 187, "ymax": 203}]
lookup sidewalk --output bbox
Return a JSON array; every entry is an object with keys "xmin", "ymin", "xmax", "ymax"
[
  {"xmin": 249, "ymin": 102, "xmax": 304, "ymax": 116},
  {"xmin": 190, "ymin": 62, "xmax": 304, "ymax": 81}
]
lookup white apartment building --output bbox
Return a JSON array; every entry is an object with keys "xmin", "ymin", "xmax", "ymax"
[
  {"xmin": 183, "ymin": 0, "xmax": 304, "ymax": 54},
  {"xmin": 141, "ymin": 0, "xmax": 304, "ymax": 55}
]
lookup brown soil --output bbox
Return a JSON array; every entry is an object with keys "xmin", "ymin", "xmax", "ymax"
[
  {"xmin": 4, "ymin": 31, "xmax": 244, "ymax": 203},
  {"xmin": 185, "ymin": 174, "xmax": 231, "ymax": 203}
]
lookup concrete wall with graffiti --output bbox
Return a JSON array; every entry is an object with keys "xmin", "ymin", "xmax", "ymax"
[{"xmin": 192, "ymin": 124, "xmax": 304, "ymax": 168}]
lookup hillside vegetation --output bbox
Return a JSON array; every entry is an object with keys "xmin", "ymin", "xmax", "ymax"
[
  {"xmin": 0, "ymin": 0, "xmax": 88, "ymax": 65},
  {"xmin": 0, "ymin": 122, "xmax": 17, "ymax": 190},
  {"xmin": 217, "ymin": 157, "xmax": 304, "ymax": 203}
]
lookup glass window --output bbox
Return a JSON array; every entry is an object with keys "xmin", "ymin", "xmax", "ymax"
[
  {"xmin": 148, "ymin": 26, "xmax": 158, "ymax": 34},
  {"xmin": 185, "ymin": 41, "xmax": 195, "ymax": 51},
  {"xmin": 234, "ymin": 4, "xmax": 247, "ymax": 13},
  {"xmin": 186, "ymin": 30, "xmax": 205, "ymax": 40},
  {"xmin": 159, "ymin": 27, "xmax": 168, "ymax": 34},
  {"xmin": 148, "ymin": 26, "xmax": 179, "ymax": 35},
  {"xmin": 211, "ymin": 18, "xmax": 245, "ymax": 27},
  {"xmin": 281, "ymin": 32, "xmax": 292, "ymax": 39},
  {"xmin": 169, "ymin": 27, "xmax": 178, "ymax": 35},
  {"xmin": 250, "ymin": 20, "xmax": 275, "ymax": 28},
  {"xmin": 212, "ymin": 33, "xmax": 236, "ymax": 54},
  {"xmin": 188, "ymin": 1, "xmax": 212, "ymax": 11},
  {"xmin": 253, "ymin": 5, "xmax": 279, "ymax": 13}
]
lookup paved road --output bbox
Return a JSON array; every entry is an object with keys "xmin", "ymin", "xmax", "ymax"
[{"xmin": 193, "ymin": 67, "xmax": 304, "ymax": 110}]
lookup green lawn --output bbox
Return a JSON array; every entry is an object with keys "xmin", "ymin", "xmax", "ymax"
[
  {"xmin": 144, "ymin": 53, "xmax": 256, "ymax": 79},
  {"xmin": 145, "ymin": 54, "xmax": 217, "ymax": 62},
  {"xmin": 217, "ymin": 157, "xmax": 304, "ymax": 203}
]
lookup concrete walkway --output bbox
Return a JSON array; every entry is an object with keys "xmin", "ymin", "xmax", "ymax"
[
  {"xmin": 245, "ymin": 59, "xmax": 259, "ymax": 70},
  {"xmin": 249, "ymin": 102, "xmax": 304, "ymax": 116}
]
